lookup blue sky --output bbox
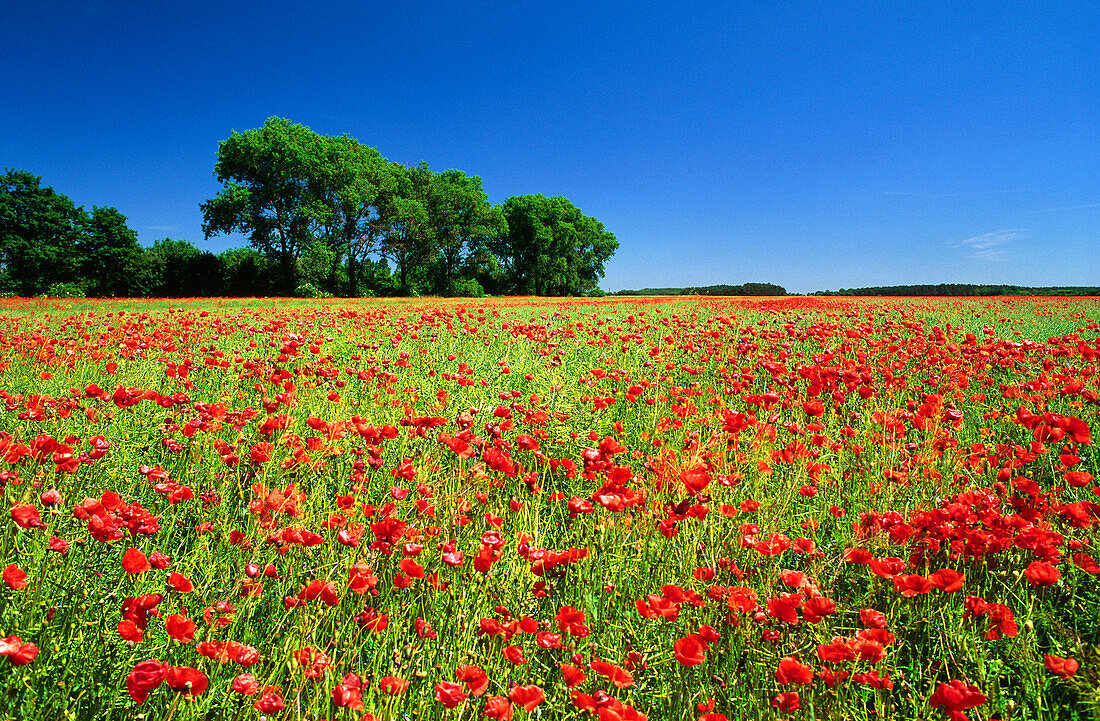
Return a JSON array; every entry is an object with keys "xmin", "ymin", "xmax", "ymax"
[{"xmin": 3, "ymin": 1, "xmax": 1097, "ymax": 293}]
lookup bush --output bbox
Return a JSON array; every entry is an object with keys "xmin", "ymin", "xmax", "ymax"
[
  {"xmin": 295, "ymin": 283, "xmax": 332, "ymax": 299},
  {"xmin": 44, "ymin": 282, "xmax": 87, "ymax": 298},
  {"xmin": 451, "ymin": 278, "xmax": 486, "ymax": 298}
]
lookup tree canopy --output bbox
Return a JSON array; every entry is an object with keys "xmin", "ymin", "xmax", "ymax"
[
  {"xmin": 200, "ymin": 118, "xmax": 618, "ymax": 297},
  {"xmin": 3, "ymin": 117, "xmax": 621, "ymax": 297},
  {"xmin": 0, "ymin": 169, "xmax": 145, "ymax": 297},
  {"xmin": 495, "ymin": 195, "xmax": 619, "ymax": 296}
]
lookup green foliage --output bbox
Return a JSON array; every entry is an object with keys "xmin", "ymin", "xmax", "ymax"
[
  {"xmin": 312, "ymin": 134, "xmax": 396, "ymax": 297},
  {"xmin": 423, "ymin": 169, "xmax": 505, "ymax": 296},
  {"xmin": 297, "ymin": 240, "xmax": 343, "ymax": 296},
  {"xmin": 495, "ymin": 194, "xmax": 618, "ymax": 296},
  {"xmin": 615, "ymin": 282, "xmax": 787, "ymax": 296},
  {"xmin": 294, "ymin": 282, "xmax": 332, "ymax": 298},
  {"xmin": 78, "ymin": 206, "xmax": 147, "ymax": 296},
  {"xmin": 0, "ymin": 170, "xmax": 151, "ymax": 298},
  {"xmin": 7, "ymin": 119, "xmax": 623, "ymax": 299},
  {"xmin": 450, "ymin": 276, "xmax": 486, "ymax": 297},
  {"xmin": 813, "ymin": 284, "xmax": 1100, "ymax": 297},
  {"xmin": 143, "ymin": 238, "xmax": 224, "ymax": 297},
  {"xmin": 44, "ymin": 281, "xmax": 87, "ymax": 297},
  {"xmin": 218, "ymin": 247, "xmax": 271, "ymax": 297},
  {"xmin": 0, "ymin": 169, "xmax": 85, "ymax": 296},
  {"xmin": 201, "ymin": 117, "xmax": 332, "ymax": 294}
]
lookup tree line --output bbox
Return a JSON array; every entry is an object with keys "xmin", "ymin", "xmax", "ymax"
[
  {"xmin": 613, "ymin": 283, "xmax": 786, "ymax": 296},
  {"xmin": 0, "ymin": 118, "xmax": 618, "ymax": 298},
  {"xmin": 811, "ymin": 284, "xmax": 1100, "ymax": 297}
]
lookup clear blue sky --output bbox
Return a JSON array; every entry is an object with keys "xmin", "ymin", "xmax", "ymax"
[{"xmin": 3, "ymin": 1, "xmax": 1097, "ymax": 293}]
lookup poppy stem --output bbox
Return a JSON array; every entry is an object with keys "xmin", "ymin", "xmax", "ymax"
[{"xmin": 163, "ymin": 692, "xmax": 182, "ymax": 721}]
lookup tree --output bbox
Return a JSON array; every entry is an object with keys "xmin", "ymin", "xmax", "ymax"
[
  {"xmin": 201, "ymin": 117, "xmax": 331, "ymax": 294},
  {"xmin": 78, "ymin": 206, "xmax": 147, "ymax": 296},
  {"xmin": 423, "ymin": 169, "xmax": 505, "ymax": 296},
  {"xmin": 0, "ymin": 169, "xmax": 84, "ymax": 295},
  {"xmin": 143, "ymin": 238, "xmax": 223, "ymax": 297},
  {"xmin": 377, "ymin": 162, "xmax": 432, "ymax": 295},
  {"xmin": 495, "ymin": 195, "xmax": 618, "ymax": 296},
  {"xmin": 309, "ymin": 135, "xmax": 397, "ymax": 296},
  {"xmin": 296, "ymin": 240, "xmax": 343, "ymax": 296},
  {"xmin": 219, "ymin": 247, "xmax": 271, "ymax": 296}
]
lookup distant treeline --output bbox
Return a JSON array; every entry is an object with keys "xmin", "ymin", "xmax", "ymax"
[
  {"xmin": 613, "ymin": 283, "xmax": 787, "ymax": 296},
  {"xmin": 811, "ymin": 284, "xmax": 1100, "ymax": 297}
]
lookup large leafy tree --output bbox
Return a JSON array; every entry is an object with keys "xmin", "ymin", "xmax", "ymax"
[
  {"xmin": 308, "ymin": 135, "xmax": 396, "ymax": 296},
  {"xmin": 495, "ymin": 195, "xmax": 618, "ymax": 296},
  {"xmin": 78, "ymin": 206, "xmax": 147, "ymax": 296},
  {"xmin": 423, "ymin": 169, "xmax": 505, "ymax": 296},
  {"xmin": 377, "ymin": 162, "xmax": 432, "ymax": 295},
  {"xmin": 201, "ymin": 117, "xmax": 330, "ymax": 294},
  {"xmin": 0, "ymin": 169, "xmax": 84, "ymax": 295}
]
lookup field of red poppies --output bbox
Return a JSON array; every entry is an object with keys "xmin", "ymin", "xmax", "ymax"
[{"xmin": 0, "ymin": 295, "xmax": 1097, "ymax": 720}]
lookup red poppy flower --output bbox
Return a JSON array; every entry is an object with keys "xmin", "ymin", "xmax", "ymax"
[
  {"xmin": 165, "ymin": 666, "xmax": 208, "ymax": 696},
  {"xmin": 1065, "ymin": 470, "xmax": 1093, "ymax": 487},
  {"xmin": 1024, "ymin": 561, "xmax": 1060, "ymax": 587},
  {"xmin": 122, "ymin": 548, "xmax": 150, "ymax": 574},
  {"xmin": 10, "ymin": 503, "xmax": 43, "ymax": 529},
  {"xmin": 869, "ymin": 556, "xmax": 906, "ymax": 579},
  {"xmin": 167, "ymin": 572, "xmax": 194, "ymax": 593},
  {"xmin": 767, "ymin": 593, "xmax": 802, "ymax": 624},
  {"xmin": 560, "ymin": 663, "xmax": 587, "ymax": 687},
  {"xmin": 379, "ymin": 676, "xmax": 409, "ymax": 695},
  {"xmin": 253, "ymin": 689, "xmax": 285, "ymax": 712},
  {"xmin": 508, "ymin": 684, "xmax": 545, "ymax": 712},
  {"xmin": 455, "ymin": 664, "xmax": 489, "ymax": 696},
  {"xmin": 892, "ymin": 574, "xmax": 933, "ymax": 597},
  {"xmin": 772, "ymin": 691, "xmax": 801, "ymax": 712},
  {"xmin": 3, "ymin": 564, "xmax": 27, "ymax": 591},
  {"xmin": 8, "ymin": 641, "xmax": 38, "ymax": 666},
  {"xmin": 117, "ymin": 619, "xmax": 144, "ymax": 643},
  {"xmin": 503, "ymin": 645, "xmax": 528, "ymax": 665},
  {"xmin": 250, "ymin": 442, "xmax": 274, "ymax": 464},
  {"xmin": 680, "ymin": 467, "xmax": 711, "ymax": 495},
  {"xmin": 929, "ymin": 680, "xmax": 987, "ymax": 717},
  {"xmin": 435, "ymin": 681, "xmax": 468, "ymax": 708},
  {"xmin": 803, "ymin": 596, "xmax": 837, "ymax": 623},
  {"xmin": 929, "ymin": 569, "xmax": 965, "ymax": 593},
  {"xmin": 232, "ymin": 674, "xmax": 260, "ymax": 695},
  {"xmin": 673, "ymin": 634, "xmax": 707, "ymax": 666},
  {"xmin": 399, "ymin": 557, "xmax": 425, "ymax": 578},
  {"xmin": 1043, "ymin": 654, "xmax": 1079, "ymax": 680},
  {"xmin": 165, "ymin": 614, "xmax": 195, "ymax": 643},
  {"xmin": 481, "ymin": 696, "xmax": 513, "ymax": 719},
  {"xmin": 590, "ymin": 657, "xmax": 634, "ymax": 688},
  {"xmin": 817, "ymin": 638, "xmax": 856, "ymax": 663},
  {"xmin": 1073, "ymin": 553, "xmax": 1100, "ymax": 574},
  {"xmin": 555, "ymin": 606, "xmax": 591, "ymax": 637},
  {"xmin": 332, "ymin": 672, "xmax": 364, "ymax": 709},
  {"xmin": 126, "ymin": 659, "xmax": 168, "ymax": 703},
  {"xmin": 776, "ymin": 657, "xmax": 814, "ymax": 685},
  {"xmin": 755, "ymin": 533, "xmax": 791, "ymax": 556},
  {"xmin": 984, "ymin": 603, "xmax": 1019, "ymax": 640},
  {"xmin": 860, "ymin": 608, "xmax": 887, "ymax": 628}
]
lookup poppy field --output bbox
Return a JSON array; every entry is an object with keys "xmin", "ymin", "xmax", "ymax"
[{"xmin": 1, "ymin": 295, "xmax": 1098, "ymax": 721}]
